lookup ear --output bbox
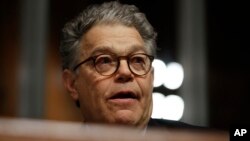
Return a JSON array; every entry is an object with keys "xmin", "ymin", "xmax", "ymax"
[{"xmin": 62, "ymin": 69, "xmax": 79, "ymax": 101}]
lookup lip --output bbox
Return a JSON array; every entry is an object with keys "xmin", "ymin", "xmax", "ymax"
[{"xmin": 107, "ymin": 90, "xmax": 139, "ymax": 104}]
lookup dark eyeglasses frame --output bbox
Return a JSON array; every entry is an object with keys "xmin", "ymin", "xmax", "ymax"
[{"xmin": 73, "ymin": 53, "xmax": 154, "ymax": 76}]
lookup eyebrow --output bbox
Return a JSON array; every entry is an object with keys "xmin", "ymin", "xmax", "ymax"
[{"xmin": 90, "ymin": 45, "xmax": 148, "ymax": 56}]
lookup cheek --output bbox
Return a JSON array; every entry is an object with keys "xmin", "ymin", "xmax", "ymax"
[
  {"xmin": 137, "ymin": 74, "xmax": 154, "ymax": 99},
  {"xmin": 77, "ymin": 71, "xmax": 112, "ymax": 99},
  {"xmin": 75, "ymin": 71, "xmax": 97, "ymax": 99},
  {"xmin": 76, "ymin": 72, "xmax": 112, "ymax": 113},
  {"xmin": 144, "ymin": 74, "xmax": 154, "ymax": 89},
  {"xmin": 137, "ymin": 75, "xmax": 153, "ymax": 118},
  {"xmin": 77, "ymin": 69, "xmax": 100, "ymax": 89}
]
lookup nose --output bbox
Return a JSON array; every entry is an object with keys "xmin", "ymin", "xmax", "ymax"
[{"xmin": 115, "ymin": 59, "xmax": 133, "ymax": 82}]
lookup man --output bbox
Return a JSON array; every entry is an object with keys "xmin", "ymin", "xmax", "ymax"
[{"xmin": 60, "ymin": 1, "xmax": 193, "ymax": 130}]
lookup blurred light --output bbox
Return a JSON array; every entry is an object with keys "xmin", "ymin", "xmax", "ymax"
[
  {"xmin": 152, "ymin": 59, "xmax": 167, "ymax": 87},
  {"xmin": 163, "ymin": 62, "xmax": 184, "ymax": 90},
  {"xmin": 152, "ymin": 93, "xmax": 184, "ymax": 121},
  {"xmin": 162, "ymin": 94, "xmax": 185, "ymax": 120},
  {"xmin": 151, "ymin": 92, "xmax": 165, "ymax": 119}
]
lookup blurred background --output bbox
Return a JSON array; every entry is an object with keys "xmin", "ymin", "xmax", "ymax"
[{"xmin": 0, "ymin": 0, "xmax": 249, "ymax": 130}]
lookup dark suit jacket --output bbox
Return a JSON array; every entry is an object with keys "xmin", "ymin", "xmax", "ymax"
[{"xmin": 148, "ymin": 118, "xmax": 205, "ymax": 130}]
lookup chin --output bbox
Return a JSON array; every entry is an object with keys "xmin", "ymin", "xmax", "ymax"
[{"xmin": 113, "ymin": 110, "xmax": 141, "ymax": 126}]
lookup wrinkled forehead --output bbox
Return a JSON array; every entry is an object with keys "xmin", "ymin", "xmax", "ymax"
[
  {"xmin": 88, "ymin": 45, "xmax": 148, "ymax": 56},
  {"xmin": 79, "ymin": 24, "xmax": 151, "ymax": 58}
]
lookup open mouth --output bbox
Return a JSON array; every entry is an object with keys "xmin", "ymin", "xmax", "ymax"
[{"xmin": 110, "ymin": 92, "xmax": 138, "ymax": 99}]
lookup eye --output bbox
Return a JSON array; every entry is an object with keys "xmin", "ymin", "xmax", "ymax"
[
  {"xmin": 130, "ymin": 55, "xmax": 146, "ymax": 64},
  {"xmin": 94, "ymin": 55, "xmax": 117, "ymax": 74},
  {"xmin": 95, "ymin": 55, "xmax": 113, "ymax": 65}
]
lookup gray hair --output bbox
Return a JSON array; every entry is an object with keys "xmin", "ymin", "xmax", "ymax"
[{"xmin": 60, "ymin": 1, "xmax": 157, "ymax": 70}]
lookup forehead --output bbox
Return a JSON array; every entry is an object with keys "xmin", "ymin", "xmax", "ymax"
[{"xmin": 80, "ymin": 24, "xmax": 148, "ymax": 57}]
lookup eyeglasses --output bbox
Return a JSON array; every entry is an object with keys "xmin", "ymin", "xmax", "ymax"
[{"xmin": 73, "ymin": 53, "xmax": 154, "ymax": 76}]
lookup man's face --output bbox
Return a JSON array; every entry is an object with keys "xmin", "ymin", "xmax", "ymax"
[{"xmin": 63, "ymin": 24, "xmax": 154, "ymax": 128}]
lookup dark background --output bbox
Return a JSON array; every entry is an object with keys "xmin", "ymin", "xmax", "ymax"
[
  {"xmin": 1, "ymin": 0, "xmax": 249, "ymax": 130},
  {"xmin": 206, "ymin": 0, "xmax": 249, "ymax": 129}
]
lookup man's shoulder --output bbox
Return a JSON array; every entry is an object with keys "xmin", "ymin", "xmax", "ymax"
[{"xmin": 148, "ymin": 118, "xmax": 205, "ymax": 130}]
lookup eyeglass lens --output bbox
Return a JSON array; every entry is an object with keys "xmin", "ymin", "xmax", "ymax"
[{"xmin": 94, "ymin": 54, "xmax": 152, "ymax": 76}]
